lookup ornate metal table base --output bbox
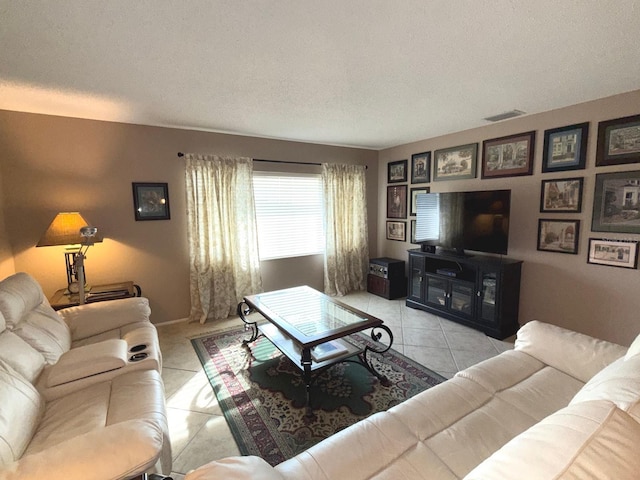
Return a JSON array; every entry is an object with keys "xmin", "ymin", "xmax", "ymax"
[{"xmin": 238, "ymin": 301, "xmax": 394, "ymax": 416}]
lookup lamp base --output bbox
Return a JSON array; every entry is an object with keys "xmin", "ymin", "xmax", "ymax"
[{"xmin": 66, "ymin": 281, "xmax": 91, "ymax": 295}]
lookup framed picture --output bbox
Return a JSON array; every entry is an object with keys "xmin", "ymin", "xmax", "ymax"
[
  {"xmin": 587, "ymin": 238, "xmax": 639, "ymax": 269},
  {"xmin": 388, "ymin": 159, "xmax": 408, "ymax": 183},
  {"xmin": 386, "ymin": 185, "xmax": 407, "ymax": 219},
  {"xmin": 596, "ymin": 114, "xmax": 640, "ymax": 166},
  {"xmin": 386, "ymin": 221, "xmax": 406, "ymax": 241},
  {"xmin": 539, "ymin": 177, "xmax": 584, "ymax": 213},
  {"xmin": 409, "ymin": 187, "xmax": 430, "ymax": 216},
  {"xmin": 482, "ymin": 131, "xmax": 536, "ymax": 179},
  {"xmin": 410, "ymin": 220, "xmax": 418, "ymax": 244},
  {"xmin": 592, "ymin": 170, "xmax": 640, "ymax": 234},
  {"xmin": 132, "ymin": 182, "xmax": 170, "ymax": 221},
  {"xmin": 433, "ymin": 143, "xmax": 477, "ymax": 181},
  {"xmin": 537, "ymin": 219, "xmax": 580, "ymax": 254},
  {"xmin": 411, "ymin": 152, "xmax": 431, "ymax": 183},
  {"xmin": 542, "ymin": 122, "xmax": 589, "ymax": 172}
]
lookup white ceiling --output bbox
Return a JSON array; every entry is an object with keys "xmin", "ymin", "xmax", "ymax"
[{"xmin": 1, "ymin": 1, "xmax": 640, "ymax": 150}]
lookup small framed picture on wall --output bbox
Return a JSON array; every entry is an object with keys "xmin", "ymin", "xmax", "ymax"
[
  {"xmin": 587, "ymin": 238, "xmax": 639, "ymax": 269},
  {"xmin": 387, "ymin": 159, "xmax": 408, "ymax": 183},
  {"xmin": 542, "ymin": 122, "xmax": 589, "ymax": 172},
  {"xmin": 411, "ymin": 152, "xmax": 431, "ymax": 183},
  {"xmin": 540, "ymin": 177, "xmax": 584, "ymax": 213},
  {"xmin": 132, "ymin": 182, "xmax": 170, "ymax": 221},
  {"xmin": 386, "ymin": 221, "xmax": 406, "ymax": 241},
  {"xmin": 387, "ymin": 185, "xmax": 407, "ymax": 219},
  {"xmin": 537, "ymin": 219, "xmax": 580, "ymax": 254}
]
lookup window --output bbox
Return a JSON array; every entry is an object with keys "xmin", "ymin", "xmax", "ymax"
[{"xmin": 252, "ymin": 172, "xmax": 325, "ymax": 260}]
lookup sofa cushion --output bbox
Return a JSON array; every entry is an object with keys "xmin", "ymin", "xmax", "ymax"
[
  {"xmin": 0, "ymin": 331, "xmax": 46, "ymax": 383},
  {"xmin": 0, "ymin": 362, "xmax": 44, "ymax": 466},
  {"xmin": 0, "ymin": 272, "xmax": 46, "ymax": 328},
  {"xmin": 514, "ymin": 320, "xmax": 626, "ymax": 382},
  {"xmin": 570, "ymin": 352, "xmax": 640, "ymax": 411},
  {"xmin": 10, "ymin": 305, "xmax": 71, "ymax": 364},
  {"xmin": 188, "ymin": 457, "xmax": 286, "ymax": 480},
  {"xmin": 464, "ymin": 400, "xmax": 640, "ymax": 480}
]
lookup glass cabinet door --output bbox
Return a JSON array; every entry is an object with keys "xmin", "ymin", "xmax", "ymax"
[
  {"xmin": 408, "ymin": 255, "xmax": 425, "ymax": 302},
  {"xmin": 450, "ymin": 282, "xmax": 474, "ymax": 317},
  {"xmin": 425, "ymin": 276, "xmax": 448, "ymax": 307},
  {"xmin": 479, "ymin": 272, "xmax": 497, "ymax": 323}
]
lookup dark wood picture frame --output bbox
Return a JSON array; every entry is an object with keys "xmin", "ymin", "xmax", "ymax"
[
  {"xmin": 433, "ymin": 143, "xmax": 478, "ymax": 181},
  {"xmin": 386, "ymin": 185, "xmax": 407, "ymax": 219},
  {"xmin": 592, "ymin": 170, "xmax": 640, "ymax": 233},
  {"xmin": 410, "ymin": 219, "xmax": 418, "ymax": 244},
  {"xmin": 388, "ymin": 159, "xmax": 408, "ymax": 183},
  {"xmin": 132, "ymin": 182, "xmax": 170, "ymax": 221},
  {"xmin": 596, "ymin": 114, "xmax": 640, "ymax": 166},
  {"xmin": 537, "ymin": 219, "xmax": 580, "ymax": 254},
  {"xmin": 409, "ymin": 187, "xmax": 430, "ymax": 216},
  {"xmin": 539, "ymin": 177, "xmax": 584, "ymax": 213},
  {"xmin": 482, "ymin": 131, "xmax": 536, "ymax": 179},
  {"xmin": 542, "ymin": 122, "xmax": 589, "ymax": 172},
  {"xmin": 587, "ymin": 238, "xmax": 639, "ymax": 269},
  {"xmin": 386, "ymin": 221, "xmax": 406, "ymax": 241},
  {"xmin": 411, "ymin": 151, "xmax": 431, "ymax": 183}
]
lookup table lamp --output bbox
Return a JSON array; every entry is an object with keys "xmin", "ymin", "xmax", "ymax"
[{"xmin": 37, "ymin": 212, "xmax": 102, "ymax": 303}]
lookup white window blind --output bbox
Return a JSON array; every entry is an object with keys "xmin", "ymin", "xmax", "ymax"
[
  {"xmin": 253, "ymin": 172, "xmax": 325, "ymax": 260},
  {"xmin": 415, "ymin": 193, "xmax": 440, "ymax": 241}
]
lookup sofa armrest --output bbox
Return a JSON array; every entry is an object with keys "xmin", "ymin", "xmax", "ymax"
[
  {"xmin": 515, "ymin": 321, "xmax": 627, "ymax": 383},
  {"xmin": 185, "ymin": 457, "xmax": 286, "ymax": 480},
  {"xmin": 58, "ymin": 297, "xmax": 151, "ymax": 341},
  {"xmin": 0, "ymin": 419, "xmax": 165, "ymax": 480}
]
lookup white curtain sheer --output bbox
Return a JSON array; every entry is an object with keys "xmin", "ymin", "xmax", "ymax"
[
  {"xmin": 322, "ymin": 163, "xmax": 369, "ymax": 296},
  {"xmin": 185, "ymin": 154, "xmax": 262, "ymax": 323}
]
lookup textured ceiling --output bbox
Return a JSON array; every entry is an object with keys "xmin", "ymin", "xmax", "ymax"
[{"xmin": 1, "ymin": 1, "xmax": 640, "ymax": 150}]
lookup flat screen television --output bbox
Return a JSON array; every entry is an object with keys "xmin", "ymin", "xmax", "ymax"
[{"xmin": 415, "ymin": 189, "xmax": 511, "ymax": 255}]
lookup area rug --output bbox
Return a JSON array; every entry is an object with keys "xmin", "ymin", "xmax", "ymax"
[{"xmin": 191, "ymin": 326, "xmax": 446, "ymax": 466}]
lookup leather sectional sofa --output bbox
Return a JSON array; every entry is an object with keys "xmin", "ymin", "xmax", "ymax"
[
  {"xmin": 186, "ymin": 320, "xmax": 640, "ymax": 479},
  {"xmin": 0, "ymin": 272, "xmax": 171, "ymax": 479}
]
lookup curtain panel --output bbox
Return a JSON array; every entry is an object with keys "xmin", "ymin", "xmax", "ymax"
[
  {"xmin": 185, "ymin": 154, "xmax": 262, "ymax": 323},
  {"xmin": 322, "ymin": 163, "xmax": 369, "ymax": 296}
]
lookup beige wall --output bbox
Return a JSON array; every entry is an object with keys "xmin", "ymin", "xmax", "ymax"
[
  {"xmin": 0, "ymin": 110, "xmax": 377, "ymax": 323},
  {"xmin": 378, "ymin": 89, "xmax": 640, "ymax": 346},
  {"xmin": 0, "ymin": 177, "xmax": 16, "ymax": 278}
]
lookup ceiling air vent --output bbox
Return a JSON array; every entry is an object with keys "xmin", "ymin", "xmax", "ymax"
[{"xmin": 484, "ymin": 110, "xmax": 526, "ymax": 122}]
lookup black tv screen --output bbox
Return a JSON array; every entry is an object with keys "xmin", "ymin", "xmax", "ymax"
[{"xmin": 415, "ymin": 190, "xmax": 511, "ymax": 255}]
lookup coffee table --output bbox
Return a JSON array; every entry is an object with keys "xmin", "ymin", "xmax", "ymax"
[{"xmin": 238, "ymin": 285, "xmax": 394, "ymax": 415}]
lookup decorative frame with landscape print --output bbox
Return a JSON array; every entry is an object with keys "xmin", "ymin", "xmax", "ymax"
[
  {"xmin": 386, "ymin": 185, "xmax": 407, "ymax": 219},
  {"xmin": 387, "ymin": 159, "xmax": 408, "ymax": 183},
  {"xmin": 542, "ymin": 122, "xmax": 589, "ymax": 172},
  {"xmin": 540, "ymin": 177, "xmax": 584, "ymax": 213},
  {"xmin": 587, "ymin": 238, "xmax": 639, "ymax": 269},
  {"xmin": 537, "ymin": 219, "xmax": 580, "ymax": 255},
  {"xmin": 596, "ymin": 114, "xmax": 640, "ymax": 166},
  {"xmin": 482, "ymin": 131, "xmax": 535, "ymax": 179},
  {"xmin": 386, "ymin": 221, "xmax": 406, "ymax": 241},
  {"xmin": 433, "ymin": 143, "xmax": 477, "ymax": 181},
  {"xmin": 411, "ymin": 151, "xmax": 431, "ymax": 183},
  {"xmin": 592, "ymin": 170, "xmax": 640, "ymax": 233}
]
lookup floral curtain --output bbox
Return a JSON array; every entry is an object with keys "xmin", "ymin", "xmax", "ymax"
[
  {"xmin": 185, "ymin": 154, "xmax": 262, "ymax": 323},
  {"xmin": 322, "ymin": 163, "xmax": 369, "ymax": 296}
]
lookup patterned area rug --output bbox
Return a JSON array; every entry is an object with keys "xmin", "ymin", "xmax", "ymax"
[{"xmin": 191, "ymin": 325, "xmax": 445, "ymax": 466}]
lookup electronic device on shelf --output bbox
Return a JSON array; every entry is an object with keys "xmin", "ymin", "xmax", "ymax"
[{"xmin": 414, "ymin": 189, "xmax": 511, "ymax": 256}]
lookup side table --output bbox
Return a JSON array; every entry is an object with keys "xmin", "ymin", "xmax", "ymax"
[{"xmin": 49, "ymin": 281, "xmax": 141, "ymax": 311}]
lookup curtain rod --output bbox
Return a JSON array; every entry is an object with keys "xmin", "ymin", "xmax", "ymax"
[{"xmin": 177, "ymin": 152, "xmax": 367, "ymax": 169}]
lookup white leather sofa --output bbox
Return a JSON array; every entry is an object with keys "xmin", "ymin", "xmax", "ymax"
[
  {"xmin": 186, "ymin": 320, "xmax": 640, "ymax": 480},
  {"xmin": 0, "ymin": 272, "xmax": 171, "ymax": 479}
]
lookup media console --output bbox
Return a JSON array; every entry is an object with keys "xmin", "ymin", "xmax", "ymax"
[{"xmin": 406, "ymin": 249, "xmax": 522, "ymax": 339}]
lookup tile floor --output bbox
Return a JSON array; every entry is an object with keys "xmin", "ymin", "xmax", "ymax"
[{"xmin": 157, "ymin": 291, "xmax": 514, "ymax": 479}]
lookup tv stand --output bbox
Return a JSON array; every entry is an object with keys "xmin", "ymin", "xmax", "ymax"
[{"xmin": 406, "ymin": 249, "xmax": 522, "ymax": 339}]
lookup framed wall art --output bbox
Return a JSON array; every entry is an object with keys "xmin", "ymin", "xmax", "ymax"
[
  {"xmin": 132, "ymin": 182, "xmax": 170, "ymax": 221},
  {"xmin": 592, "ymin": 170, "xmax": 640, "ymax": 234},
  {"xmin": 542, "ymin": 122, "xmax": 589, "ymax": 172},
  {"xmin": 482, "ymin": 131, "xmax": 535, "ymax": 179},
  {"xmin": 433, "ymin": 143, "xmax": 477, "ymax": 181},
  {"xmin": 386, "ymin": 221, "xmax": 406, "ymax": 241},
  {"xmin": 387, "ymin": 159, "xmax": 408, "ymax": 183},
  {"xmin": 596, "ymin": 114, "xmax": 640, "ymax": 166},
  {"xmin": 409, "ymin": 187, "xmax": 430, "ymax": 216},
  {"xmin": 410, "ymin": 220, "xmax": 418, "ymax": 244},
  {"xmin": 411, "ymin": 151, "xmax": 431, "ymax": 183},
  {"xmin": 540, "ymin": 177, "xmax": 584, "ymax": 213},
  {"xmin": 386, "ymin": 185, "xmax": 407, "ymax": 219},
  {"xmin": 587, "ymin": 238, "xmax": 639, "ymax": 269},
  {"xmin": 537, "ymin": 219, "xmax": 580, "ymax": 254}
]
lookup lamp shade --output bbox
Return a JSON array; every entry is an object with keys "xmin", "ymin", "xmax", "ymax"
[{"xmin": 37, "ymin": 212, "xmax": 103, "ymax": 247}]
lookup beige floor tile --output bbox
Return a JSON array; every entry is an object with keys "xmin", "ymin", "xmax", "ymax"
[
  {"xmin": 403, "ymin": 345, "xmax": 457, "ymax": 374},
  {"xmin": 167, "ymin": 408, "xmax": 212, "ymax": 460},
  {"xmin": 162, "ymin": 367, "xmax": 195, "ymax": 399},
  {"xmin": 402, "ymin": 327, "xmax": 448, "ymax": 349},
  {"xmin": 167, "ymin": 369, "xmax": 221, "ymax": 415}
]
